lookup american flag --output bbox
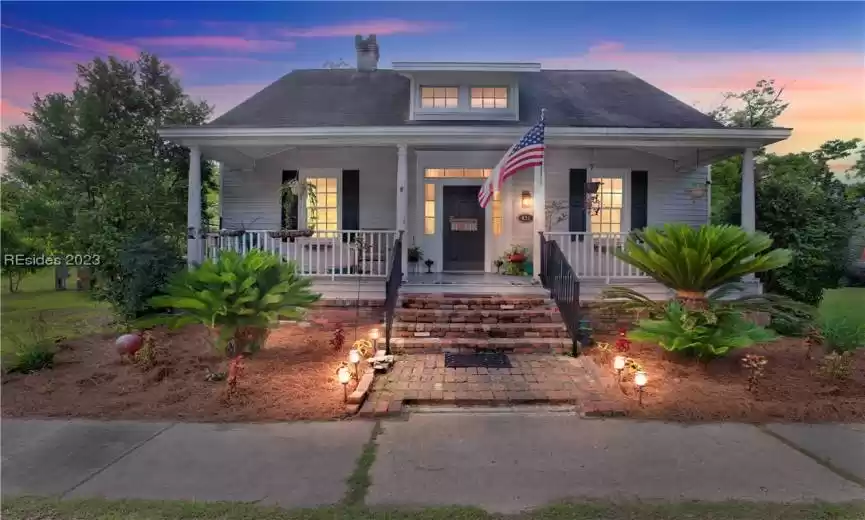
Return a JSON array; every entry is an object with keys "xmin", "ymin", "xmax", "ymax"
[{"xmin": 478, "ymin": 117, "xmax": 546, "ymax": 208}]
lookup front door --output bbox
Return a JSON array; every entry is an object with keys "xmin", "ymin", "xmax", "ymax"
[{"xmin": 442, "ymin": 185, "xmax": 485, "ymax": 271}]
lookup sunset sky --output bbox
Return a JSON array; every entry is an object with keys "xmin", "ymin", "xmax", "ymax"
[{"xmin": 2, "ymin": 1, "xmax": 863, "ymax": 168}]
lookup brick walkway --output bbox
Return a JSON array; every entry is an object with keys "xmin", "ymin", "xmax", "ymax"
[{"xmin": 361, "ymin": 354, "xmax": 623, "ymax": 417}]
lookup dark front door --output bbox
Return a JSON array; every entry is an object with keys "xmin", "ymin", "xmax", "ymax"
[{"xmin": 443, "ymin": 185, "xmax": 485, "ymax": 271}]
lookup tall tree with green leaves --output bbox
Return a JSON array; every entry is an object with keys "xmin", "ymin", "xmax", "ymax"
[{"xmin": 1, "ymin": 53, "xmax": 214, "ymax": 318}]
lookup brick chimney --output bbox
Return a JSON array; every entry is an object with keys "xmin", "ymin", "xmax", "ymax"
[{"xmin": 355, "ymin": 34, "xmax": 379, "ymax": 72}]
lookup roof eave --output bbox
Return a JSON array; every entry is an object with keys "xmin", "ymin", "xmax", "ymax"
[{"xmin": 159, "ymin": 126, "xmax": 792, "ymax": 149}]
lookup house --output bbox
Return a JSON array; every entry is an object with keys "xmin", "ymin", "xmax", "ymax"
[{"xmin": 160, "ymin": 34, "xmax": 791, "ymax": 300}]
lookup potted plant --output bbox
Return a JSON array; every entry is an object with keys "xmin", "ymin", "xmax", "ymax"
[
  {"xmin": 505, "ymin": 244, "xmax": 529, "ymax": 264},
  {"xmin": 407, "ymin": 246, "xmax": 423, "ymax": 273},
  {"xmin": 493, "ymin": 258, "xmax": 504, "ymax": 274},
  {"xmin": 424, "ymin": 259, "xmax": 434, "ymax": 274},
  {"xmin": 270, "ymin": 179, "xmax": 318, "ymax": 241}
]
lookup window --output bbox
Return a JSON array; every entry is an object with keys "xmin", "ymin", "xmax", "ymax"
[
  {"xmin": 492, "ymin": 191, "xmax": 502, "ymax": 236},
  {"xmin": 420, "ymin": 87, "xmax": 458, "ymax": 108},
  {"xmin": 590, "ymin": 177, "xmax": 623, "ymax": 234},
  {"xmin": 424, "ymin": 168, "xmax": 492, "ymax": 178},
  {"xmin": 471, "ymin": 87, "xmax": 508, "ymax": 109},
  {"xmin": 307, "ymin": 177, "xmax": 338, "ymax": 237},
  {"xmin": 424, "ymin": 183, "xmax": 435, "ymax": 235}
]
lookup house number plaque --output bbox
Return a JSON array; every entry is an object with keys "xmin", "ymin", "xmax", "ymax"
[
  {"xmin": 449, "ymin": 217, "xmax": 478, "ymax": 232},
  {"xmin": 517, "ymin": 213, "xmax": 534, "ymax": 223}
]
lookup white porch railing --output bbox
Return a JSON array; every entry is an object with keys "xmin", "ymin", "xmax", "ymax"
[
  {"xmin": 202, "ymin": 230, "xmax": 398, "ymax": 279},
  {"xmin": 542, "ymin": 232, "xmax": 647, "ymax": 281}
]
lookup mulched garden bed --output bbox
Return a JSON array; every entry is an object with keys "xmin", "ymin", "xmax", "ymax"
[
  {"xmin": 589, "ymin": 335, "xmax": 865, "ymax": 423},
  {"xmin": 1, "ymin": 310, "xmax": 381, "ymax": 422}
]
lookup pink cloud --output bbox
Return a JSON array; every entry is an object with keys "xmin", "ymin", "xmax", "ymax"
[
  {"xmin": 1, "ymin": 66, "xmax": 76, "ymax": 105},
  {"xmin": 136, "ymin": 35, "xmax": 295, "ymax": 53},
  {"xmin": 1, "ymin": 99, "xmax": 30, "ymax": 129},
  {"xmin": 589, "ymin": 41, "xmax": 625, "ymax": 53},
  {"xmin": 1, "ymin": 23, "xmax": 139, "ymax": 60},
  {"xmin": 281, "ymin": 19, "xmax": 447, "ymax": 37}
]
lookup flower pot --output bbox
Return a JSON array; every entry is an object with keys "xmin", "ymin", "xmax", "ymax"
[{"xmin": 508, "ymin": 253, "xmax": 526, "ymax": 263}]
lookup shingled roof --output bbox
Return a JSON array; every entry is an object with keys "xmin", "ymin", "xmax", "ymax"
[{"xmin": 207, "ymin": 69, "xmax": 723, "ymax": 129}]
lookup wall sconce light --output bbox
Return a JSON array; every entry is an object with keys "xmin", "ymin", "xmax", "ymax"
[{"xmin": 520, "ymin": 190, "xmax": 533, "ymax": 209}]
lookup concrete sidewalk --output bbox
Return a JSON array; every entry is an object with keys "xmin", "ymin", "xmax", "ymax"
[{"xmin": 2, "ymin": 415, "xmax": 863, "ymax": 512}]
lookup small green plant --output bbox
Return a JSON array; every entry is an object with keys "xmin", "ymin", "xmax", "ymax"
[
  {"xmin": 819, "ymin": 319, "xmax": 865, "ymax": 353},
  {"xmin": 741, "ymin": 354, "xmax": 768, "ymax": 392},
  {"xmin": 144, "ymin": 251, "xmax": 321, "ymax": 390},
  {"xmin": 330, "ymin": 328, "xmax": 346, "ymax": 351},
  {"xmin": 2, "ymin": 315, "xmax": 57, "ymax": 374},
  {"xmin": 628, "ymin": 301, "xmax": 777, "ymax": 361},
  {"xmin": 817, "ymin": 351, "xmax": 855, "ymax": 383},
  {"xmin": 407, "ymin": 246, "xmax": 423, "ymax": 263}
]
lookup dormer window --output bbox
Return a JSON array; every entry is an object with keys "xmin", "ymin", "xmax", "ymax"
[
  {"xmin": 471, "ymin": 87, "xmax": 508, "ymax": 109},
  {"xmin": 420, "ymin": 87, "xmax": 458, "ymax": 108}
]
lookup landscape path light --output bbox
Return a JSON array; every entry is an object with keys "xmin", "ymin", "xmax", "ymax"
[
  {"xmin": 634, "ymin": 370, "xmax": 648, "ymax": 405},
  {"xmin": 349, "ymin": 349, "xmax": 361, "ymax": 380},
  {"xmin": 613, "ymin": 355, "xmax": 626, "ymax": 381},
  {"xmin": 337, "ymin": 365, "xmax": 352, "ymax": 402}
]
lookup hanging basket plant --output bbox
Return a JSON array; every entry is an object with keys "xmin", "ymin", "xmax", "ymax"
[{"xmin": 268, "ymin": 229, "xmax": 315, "ymax": 239}]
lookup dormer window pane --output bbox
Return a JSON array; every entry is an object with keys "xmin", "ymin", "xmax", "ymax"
[
  {"xmin": 471, "ymin": 87, "xmax": 508, "ymax": 109},
  {"xmin": 421, "ymin": 87, "xmax": 458, "ymax": 108}
]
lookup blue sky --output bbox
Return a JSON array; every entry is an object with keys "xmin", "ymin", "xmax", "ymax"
[{"xmin": 2, "ymin": 1, "xmax": 863, "ymax": 156}]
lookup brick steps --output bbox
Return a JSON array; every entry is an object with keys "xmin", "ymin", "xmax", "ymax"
[
  {"xmin": 390, "ymin": 337, "xmax": 572, "ymax": 355},
  {"xmin": 392, "ymin": 322, "xmax": 568, "ymax": 339},
  {"xmin": 395, "ymin": 308, "xmax": 559, "ymax": 324}
]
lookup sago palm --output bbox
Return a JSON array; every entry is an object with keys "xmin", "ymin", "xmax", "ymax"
[
  {"xmin": 614, "ymin": 224, "xmax": 791, "ymax": 305},
  {"xmin": 144, "ymin": 251, "xmax": 320, "ymax": 387}
]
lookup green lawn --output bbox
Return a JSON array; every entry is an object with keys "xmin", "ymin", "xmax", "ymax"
[
  {"xmin": 820, "ymin": 288, "xmax": 865, "ymax": 327},
  {"xmin": 2, "ymin": 497, "xmax": 863, "ymax": 520},
  {"xmin": 1, "ymin": 269, "xmax": 115, "ymax": 362}
]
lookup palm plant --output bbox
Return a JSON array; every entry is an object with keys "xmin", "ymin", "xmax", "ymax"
[
  {"xmin": 144, "ymin": 250, "xmax": 320, "ymax": 389},
  {"xmin": 629, "ymin": 301, "xmax": 776, "ymax": 361},
  {"xmin": 613, "ymin": 224, "xmax": 792, "ymax": 307}
]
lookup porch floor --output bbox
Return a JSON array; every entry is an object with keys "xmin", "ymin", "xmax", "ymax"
[{"xmin": 402, "ymin": 273, "xmax": 548, "ymax": 296}]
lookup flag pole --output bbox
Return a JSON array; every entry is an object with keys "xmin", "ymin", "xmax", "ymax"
[{"xmin": 533, "ymin": 108, "xmax": 546, "ymax": 283}]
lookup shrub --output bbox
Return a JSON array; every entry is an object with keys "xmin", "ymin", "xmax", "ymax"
[
  {"xmin": 628, "ymin": 302, "xmax": 777, "ymax": 360},
  {"xmin": 97, "ymin": 231, "xmax": 185, "ymax": 326},
  {"xmin": 145, "ymin": 250, "xmax": 321, "ymax": 389},
  {"xmin": 819, "ymin": 319, "xmax": 865, "ymax": 354},
  {"xmin": 770, "ymin": 307, "xmax": 815, "ymax": 337},
  {"xmin": 2, "ymin": 316, "xmax": 57, "ymax": 373},
  {"xmin": 817, "ymin": 351, "xmax": 855, "ymax": 383},
  {"xmin": 614, "ymin": 224, "xmax": 791, "ymax": 305}
]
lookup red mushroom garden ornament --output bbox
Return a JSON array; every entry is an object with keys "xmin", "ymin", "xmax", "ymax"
[{"xmin": 115, "ymin": 333, "xmax": 143, "ymax": 359}]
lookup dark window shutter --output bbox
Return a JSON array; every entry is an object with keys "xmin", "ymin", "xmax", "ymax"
[
  {"xmin": 569, "ymin": 169, "xmax": 587, "ymax": 241},
  {"xmin": 281, "ymin": 170, "xmax": 298, "ymax": 231},
  {"xmin": 342, "ymin": 170, "xmax": 360, "ymax": 242},
  {"xmin": 630, "ymin": 170, "xmax": 648, "ymax": 231}
]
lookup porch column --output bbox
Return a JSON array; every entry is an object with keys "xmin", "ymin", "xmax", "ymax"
[
  {"xmin": 741, "ymin": 148, "xmax": 756, "ymax": 233},
  {"xmin": 532, "ymin": 165, "xmax": 546, "ymax": 282},
  {"xmin": 187, "ymin": 144, "xmax": 202, "ymax": 267},
  {"xmin": 396, "ymin": 144, "xmax": 409, "ymax": 281}
]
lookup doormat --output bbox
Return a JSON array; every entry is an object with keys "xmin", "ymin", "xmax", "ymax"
[{"xmin": 444, "ymin": 352, "xmax": 512, "ymax": 369}]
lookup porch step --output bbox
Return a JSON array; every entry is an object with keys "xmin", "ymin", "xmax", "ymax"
[
  {"xmin": 392, "ymin": 322, "xmax": 568, "ymax": 339},
  {"xmin": 389, "ymin": 337, "xmax": 572, "ymax": 355},
  {"xmin": 399, "ymin": 295, "xmax": 554, "ymax": 310},
  {"xmin": 395, "ymin": 308, "xmax": 559, "ymax": 324}
]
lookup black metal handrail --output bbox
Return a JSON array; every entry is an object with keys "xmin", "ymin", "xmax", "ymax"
[
  {"xmin": 384, "ymin": 231, "xmax": 404, "ymax": 355},
  {"xmin": 539, "ymin": 232, "xmax": 583, "ymax": 356}
]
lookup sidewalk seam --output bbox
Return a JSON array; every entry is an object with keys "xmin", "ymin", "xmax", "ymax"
[
  {"xmin": 756, "ymin": 425, "xmax": 865, "ymax": 489},
  {"xmin": 59, "ymin": 422, "xmax": 177, "ymax": 498}
]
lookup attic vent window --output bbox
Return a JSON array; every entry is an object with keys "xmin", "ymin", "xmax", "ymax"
[
  {"xmin": 421, "ymin": 87, "xmax": 458, "ymax": 108},
  {"xmin": 471, "ymin": 87, "xmax": 508, "ymax": 109}
]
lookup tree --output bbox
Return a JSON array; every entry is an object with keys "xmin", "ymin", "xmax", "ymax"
[
  {"xmin": 0, "ymin": 212, "xmax": 41, "ymax": 293},
  {"xmin": 1, "ymin": 53, "xmax": 214, "ymax": 315}
]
